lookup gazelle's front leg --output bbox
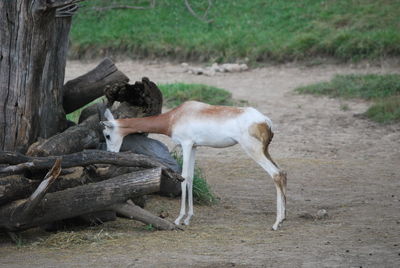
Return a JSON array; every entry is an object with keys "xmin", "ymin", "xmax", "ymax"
[
  {"xmin": 183, "ymin": 147, "xmax": 196, "ymax": 225},
  {"xmin": 174, "ymin": 142, "xmax": 194, "ymax": 225}
]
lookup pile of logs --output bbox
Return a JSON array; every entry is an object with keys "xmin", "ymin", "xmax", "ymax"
[{"xmin": 0, "ymin": 58, "xmax": 183, "ymax": 234}]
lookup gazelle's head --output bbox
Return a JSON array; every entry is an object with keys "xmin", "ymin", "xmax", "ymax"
[{"xmin": 100, "ymin": 109, "xmax": 123, "ymax": 152}]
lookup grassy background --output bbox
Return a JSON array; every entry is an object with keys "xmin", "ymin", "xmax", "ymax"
[
  {"xmin": 70, "ymin": 0, "xmax": 400, "ymax": 62},
  {"xmin": 296, "ymin": 74, "xmax": 400, "ymax": 123}
]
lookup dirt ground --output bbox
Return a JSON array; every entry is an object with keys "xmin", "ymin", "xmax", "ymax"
[{"xmin": 1, "ymin": 60, "xmax": 400, "ymax": 267}]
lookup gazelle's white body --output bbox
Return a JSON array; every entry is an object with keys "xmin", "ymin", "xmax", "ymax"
[{"xmin": 101, "ymin": 101, "xmax": 287, "ymax": 230}]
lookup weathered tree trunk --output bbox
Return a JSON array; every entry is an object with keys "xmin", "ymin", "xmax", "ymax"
[
  {"xmin": 0, "ymin": 168, "xmax": 162, "ymax": 231},
  {"xmin": 0, "ymin": 1, "xmax": 78, "ymax": 152}
]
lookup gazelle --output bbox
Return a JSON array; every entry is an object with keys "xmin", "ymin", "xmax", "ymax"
[{"xmin": 101, "ymin": 101, "xmax": 287, "ymax": 230}]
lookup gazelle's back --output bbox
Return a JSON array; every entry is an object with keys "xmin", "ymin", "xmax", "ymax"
[{"xmin": 169, "ymin": 101, "xmax": 272, "ymax": 147}]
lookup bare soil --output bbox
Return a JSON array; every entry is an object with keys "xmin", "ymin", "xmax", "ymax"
[{"xmin": 1, "ymin": 60, "xmax": 400, "ymax": 268}]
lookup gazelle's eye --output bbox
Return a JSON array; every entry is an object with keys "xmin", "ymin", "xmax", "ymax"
[{"xmin": 105, "ymin": 135, "xmax": 110, "ymax": 140}]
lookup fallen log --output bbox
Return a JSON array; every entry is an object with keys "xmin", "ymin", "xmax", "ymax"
[
  {"xmin": 63, "ymin": 58, "xmax": 129, "ymax": 114},
  {"xmin": 114, "ymin": 200, "xmax": 178, "ymax": 231},
  {"xmin": 0, "ymin": 159, "xmax": 61, "ymax": 231},
  {"xmin": 0, "ymin": 168, "xmax": 162, "ymax": 231},
  {"xmin": 0, "ymin": 167, "xmax": 92, "ymax": 205},
  {"xmin": 0, "ymin": 150, "xmax": 184, "ymax": 184}
]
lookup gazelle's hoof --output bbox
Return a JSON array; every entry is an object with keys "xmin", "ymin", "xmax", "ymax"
[
  {"xmin": 174, "ymin": 218, "xmax": 182, "ymax": 225},
  {"xmin": 272, "ymin": 223, "xmax": 280, "ymax": 231},
  {"xmin": 183, "ymin": 214, "xmax": 193, "ymax": 225}
]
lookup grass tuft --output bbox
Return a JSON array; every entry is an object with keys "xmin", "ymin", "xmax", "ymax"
[
  {"xmin": 364, "ymin": 96, "xmax": 400, "ymax": 123},
  {"xmin": 296, "ymin": 73, "xmax": 400, "ymax": 123},
  {"xmin": 172, "ymin": 152, "xmax": 217, "ymax": 206}
]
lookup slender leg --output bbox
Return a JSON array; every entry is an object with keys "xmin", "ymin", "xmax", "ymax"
[
  {"xmin": 239, "ymin": 139, "xmax": 285, "ymax": 230},
  {"xmin": 184, "ymin": 147, "xmax": 196, "ymax": 225},
  {"xmin": 174, "ymin": 142, "xmax": 193, "ymax": 225}
]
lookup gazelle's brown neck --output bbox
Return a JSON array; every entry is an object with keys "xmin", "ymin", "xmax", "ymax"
[{"xmin": 116, "ymin": 112, "xmax": 172, "ymax": 137}]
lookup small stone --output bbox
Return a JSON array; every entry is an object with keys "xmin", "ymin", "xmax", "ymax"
[
  {"xmin": 159, "ymin": 211, "xmax": 169, "ymax": 219},
  {"xmin": 316, "ymin": 209, "xmax": 328, "ymax": 219},
  {"xmin": 345, "ymin": 249, "xmax": 350, "ymax": 253}
]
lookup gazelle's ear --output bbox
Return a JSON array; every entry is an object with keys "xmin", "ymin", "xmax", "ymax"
[
  {"xmin": 104, "ymin": 109, "xmax": 115, "ymax": 121},
  {"xmin": 100, "ymin": 121, "xmax": 114, "ymax": 128}
]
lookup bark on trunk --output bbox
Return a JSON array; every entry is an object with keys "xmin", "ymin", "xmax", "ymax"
[{"xmin": 0, "ymin": 1, "xmax": 75, "ymax": 152}]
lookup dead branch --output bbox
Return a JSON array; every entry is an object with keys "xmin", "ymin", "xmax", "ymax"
[
  {"xmin": 19, "ymin": 159, "xmax": 62, "ymax": 217},
  {"xmin": 113, "ymin": 200, "xmax": 178, "ymax": 231}
]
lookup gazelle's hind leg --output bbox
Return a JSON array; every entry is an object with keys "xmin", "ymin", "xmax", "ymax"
[{"xmin": 240, "ymin": 123, "xmax": 287, "ymax": 230}]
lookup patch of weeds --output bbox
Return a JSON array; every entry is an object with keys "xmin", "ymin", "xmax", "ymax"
[
  {"xmin": 171, "ymin": 151, "xmax": 217, "ymax": 206},
  {"xmin": 364, "ymin": 96, "xmax": 400, "ymax": 124},
  {"xmin": 7, "ymin": 232, "xmax": 26, "ymax": 248},
  {"xmin": 296, "ymin": 74, "xmax": 400, "ymax": 123},
  {"xmin": 142, "ymin": 224, "xmax": 155, "ymax": 231}
]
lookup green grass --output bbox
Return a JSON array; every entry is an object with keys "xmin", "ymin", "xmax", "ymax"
[
  {"xmin": 296, "ymin": 73, "xmax": 400, "ymax": 123},
  {"xmin": 159, "ymin": 83, "xmax": 239, "ymax": 108},
  {"xmin": 172, "ymin": 152, "xmax": 217, "ymax": 206},
  {"xmin": 70, "ymin": 0, "xmax": 400, "ymax": 62},
  {"xmin": 66, "ymin": 97, "xmax": 105, "ymax": 123}
]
